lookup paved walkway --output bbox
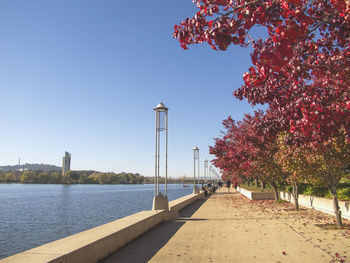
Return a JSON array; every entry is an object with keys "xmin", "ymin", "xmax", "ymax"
[{"xmin": 102, "ymin": 189, "xmax": 350, "ymax": 263}]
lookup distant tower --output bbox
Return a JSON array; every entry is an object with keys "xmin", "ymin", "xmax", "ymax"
[
  {"xmin": 17, "ymin": 157, "xmax": 21, "ymax": 171},
  {"xmin": 62, "ymin": 152, "xmax": 71, "ymax": 176}
]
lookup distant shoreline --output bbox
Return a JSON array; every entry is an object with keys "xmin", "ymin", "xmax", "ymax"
[
  {"xmin": 0, "ymin": 182, "xmax": 192, "ymax": 185},
  {"xmin": 0, "ymin": 170, "xmax": 196, "ymax": 185}
]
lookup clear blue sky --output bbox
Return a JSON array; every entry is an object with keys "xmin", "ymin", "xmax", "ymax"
[{"xmin": 0, "ymin": 0, "xmax": 262, "ymax": 178}]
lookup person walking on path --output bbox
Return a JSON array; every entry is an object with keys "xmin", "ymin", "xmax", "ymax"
[
  {"xmin": 233, "ymin": 181, "xmax": 238, "ymax": 191},
  {"xmin": 226, "ymin": 180, "xmax": 231, "ymax": 192}
]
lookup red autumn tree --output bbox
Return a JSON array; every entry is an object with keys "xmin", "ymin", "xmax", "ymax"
[
  {"xmin": 173, "ymin": 0, "xmax": 349, "ymax": 143},
  {"xmin": 210, "ymin": 117, "xmax": 249, "ymax": 182},
  {"xmin": 241, "ymin": 110, "xmax": 288, "ymax": 200},
  {"xmin": 211, "ymin": 110, "xmax": 287, "ymax": 200},
  {"xmin": 175, "ymin": 0, "xmax": 349, "ymax": 226}
]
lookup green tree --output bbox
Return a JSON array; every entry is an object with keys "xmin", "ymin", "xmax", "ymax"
[
  {"xmin": 79, "ymin": 173, "xmax": 89, "ymax": 184},
  {"xmin": 128, "ymin": 173, "xmax": 137, "ymax": 184},
  {"xmin": 69, "ymin": 171, "xmax": 80, "ymax": 183},
  {"xmin": 275, "ymin": 132, "xmax": 314, "ymax": 210},
  {"xmin": 50, "ymin": 171, "xmax": 62, "ymax": 184},
  {"xmin": 308, "ymin": 133, "xmax": 350, "ymax": 226},
  {"xmin": 118, "ymin": 173, "xmax": 129, "ymax": 184},
  {"xmin": 20, "ymin": 171, "xmax": 37, "ymax": 183},
  {"xmin": 88, "ymin": 173, "xmax": 99, "ymax": 184},
  {"xmin": 37, "ymin": 172, "xmax": 50, "ymax": 184}
]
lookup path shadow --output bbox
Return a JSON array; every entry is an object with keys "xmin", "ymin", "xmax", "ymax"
[
  {"xmin": 178, "ymin": 197, "xmax": 207, "ymax": 218},
  {"xmin": 100, "ymin": 198, "xmax": 207, "ymax": 263}
]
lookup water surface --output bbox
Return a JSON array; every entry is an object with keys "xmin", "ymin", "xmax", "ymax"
[{"xmin": 0, "ymin": 183, "xmax": 193, "ymax": 259}]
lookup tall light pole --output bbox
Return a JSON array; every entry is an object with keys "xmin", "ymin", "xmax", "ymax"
[
  {"xmin": 153, "ymin": 102, "xmax": 169, "ymax": 210},
  {"xmin": 208, "ymin": 165, "xmax": 211, "ymax": 183},
  {"xmin": 193, "ymin": 146, "xmax": 199, "ymax": 194},
  {"xmin": 207, "ymin": 161, "xmax": 210, "ymax": 183},
  {"xmin": 214, "ymin": 170, "xmax": 218, "ymax": 184},
  {"xmin": 204, "ymin": 160, "xmax": 208, "ymax": 182}
]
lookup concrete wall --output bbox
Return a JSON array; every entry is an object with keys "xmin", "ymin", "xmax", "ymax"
[
  {"xmin": 1, "ymin": 192, "xmax": 204, "ymax": 263},
  {"xmin": 280, "ymin": 191, "xmax": 350, "ymax": 220},
  {"xmin": 237, "ymin": 187, "xmax": 275, "ymax": 200},
  {"xmin": 169, "ymin": 192, "xmax": 204, "ymax": 212},
  {"xmin": 238, "ymin": 187, "xmax": 350, "ymax": 220}
]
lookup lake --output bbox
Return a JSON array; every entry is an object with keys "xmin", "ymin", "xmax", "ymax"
[{"xmin": 0, "ymin": 183, "xmax": 193, "ymax": 259}]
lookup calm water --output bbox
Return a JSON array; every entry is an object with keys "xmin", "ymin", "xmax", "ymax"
[{"xmin": 0, "ymin": 183, "xmax": 193, "ymax": 259}]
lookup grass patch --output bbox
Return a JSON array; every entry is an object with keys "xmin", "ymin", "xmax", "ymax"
[{"xmin": 240, "ymin": 184, "xmax": 273, "ymax": 192}]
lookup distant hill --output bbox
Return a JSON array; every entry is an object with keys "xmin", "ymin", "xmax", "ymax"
[{"xmin": 0, "ymin": 163, "xmax": 61, "ymax": 172}]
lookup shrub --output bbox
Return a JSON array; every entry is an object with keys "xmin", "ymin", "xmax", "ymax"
[
  {"xmin": 286, "ymin": 185, "xmax": 293, "ymax": 193},
  {"xmin": 284, "ymin": 183, "xmax": 308, "ymax": 194},
  {"xmin": 304, "ymin": 185, "xmax": 329, "ymax": 197},
  {"xmin": 283, "ymin": 183, "xmax": 349, "ymax": 200},
  {"xmin": 298, "ymin": 183, "xmax": 309, "ymax": 193},
  {"xmin": 337, "ymin": 188, "xmax": 350, "ymax": 201}
]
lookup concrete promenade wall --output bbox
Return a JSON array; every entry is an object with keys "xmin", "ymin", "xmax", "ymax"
[
  {"xmin": 1, "ymin": 192, "xmax": 204, "ymax": 263},
  {"xmin": 237, "ymin": 187, "xmax": 350, "ymax": 220},
  {"xmin": 280, "ymin": 191, "xmax": 350, "ymax": 220},
  {"xmin": 169, "ymin": 192, "xmax": 203, "ymax": 212},
  {"xmin": 237, "ymin": 187, "xmax": 275, "ymax": 200}
]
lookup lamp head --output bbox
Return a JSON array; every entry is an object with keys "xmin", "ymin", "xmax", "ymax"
[{"xmin": 154, "ymin": 102, "xmax": 168, "ymax": 112}]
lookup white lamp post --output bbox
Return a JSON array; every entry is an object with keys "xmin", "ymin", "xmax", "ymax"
[
  {"xmin": 193, "ymin": 146, "xmax": 200, "ymax": 194},
  {"xmin": 152, "ymin": 102, "xmax": 169, "ymax": 210},
  {"xmin": 214, "ymin": 170, "xmax": 218, "ymax": 184},
  {"xmin": 209, "ymin": 166, "xmax": 213, "ymax": 184},
  {"xmin": 204, "ymin": 160, "xmax": 208, "ymax": 182}
]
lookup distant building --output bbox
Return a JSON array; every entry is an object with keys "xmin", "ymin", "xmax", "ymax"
[
  {"xmin": 17, "ymin": 157, "xmax": 23, "ymax": 171},
  {"xmin": 62, "ymin": 152, "xmax": 71, "ymax": 176}
]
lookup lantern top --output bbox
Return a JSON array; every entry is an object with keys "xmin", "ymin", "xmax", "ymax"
[
  {"xmin": 193, "ymin": 146, "xmax": 199, "ymax": 151},
  {"xmin": 154, "ymin": 102, "xmax": 168, "ymax": 111}
]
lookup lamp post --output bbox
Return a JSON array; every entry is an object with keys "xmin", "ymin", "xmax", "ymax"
[
  {"xmin": 207, "ymin": 161, "xmax": 210, "ymax": 184},
  {"xmin": 193, "ymin": 146, "xmax": 199, "ymax": 194},
  {"xmin": 214, "ymin": 170, "xmax": 218, "ymax": 184},
  {"xmin": 213, "ymin": 168, "xmax": 216, "ymax": 184},
  {"xmin": 204, "ymin": 160, "xmax": 208, "ymax": 182},
  {"xmin": 208, "ymin": 166, "xmax": 210, "ymax": 183},
  {"xmin": 153, "ymin": 102, "xmax": 169, "ymax": 210}
]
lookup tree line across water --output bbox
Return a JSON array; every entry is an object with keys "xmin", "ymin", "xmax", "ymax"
[
  {"xmin": 0, "ymin": 170, "xmax": 146, "ymax": 184},
  {"xmin": 0, "ymin": 170, "xmax": 196, "ymax": 185}
]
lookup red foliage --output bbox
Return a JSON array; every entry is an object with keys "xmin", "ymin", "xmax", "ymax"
[
  {"xmin": 210, "ymin": 110, "xmax": 286, "ymax": 183},
  {"xmin": 174, "ymin": 0, "xmax": 350, "ymax": 144}
]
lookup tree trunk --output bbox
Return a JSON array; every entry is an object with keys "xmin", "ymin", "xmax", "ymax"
[
  {"xmin": 331, "ymin": 191, "xmax": 343, "ymax": 227},
  {"xmin": 292, "ymin": 183, "xmax": 299, "ymax": 210},
  {"xmin": 270, "ymin": 182, "xmax": 279, "ymax": 201},
  {"xmin": 262, "ymin": 181, "xmax": 266, "ymax": 189},
  {"xmin": 255, "ymin": 178, "xmax": 260, "ymax": 187}
]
